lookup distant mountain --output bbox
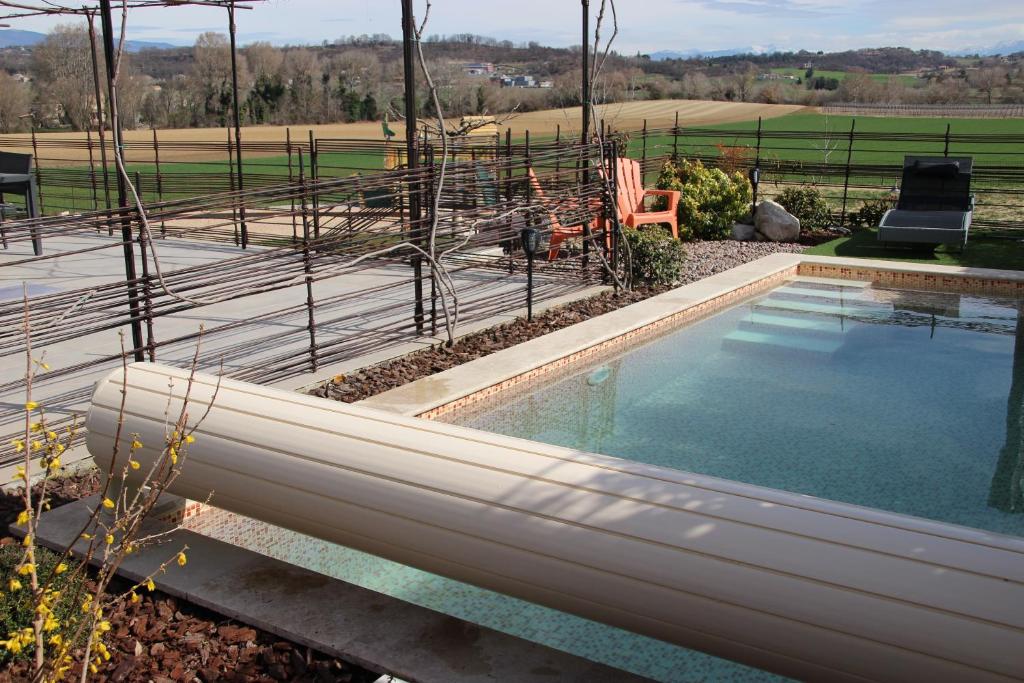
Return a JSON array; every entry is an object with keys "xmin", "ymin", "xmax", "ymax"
[
  {"xmin": 650, "ymin": 45, "xmax": 781, "ymax": 60},
  {"xmin": 952, "ymin": 40, "xmax": 1024, "ymax": 57},
  {"xmin": 0, "ymin": 29, "xmax": 175, "ymax": 51}
]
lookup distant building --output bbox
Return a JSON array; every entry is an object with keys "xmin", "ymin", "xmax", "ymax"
[
  {"xmin": 464, "ymin": 62, "xmax": 496, "ymax": 76},
  {"xmin": 538, "ymin": 80, "xmax": 554, "ymax": 89},
  {"xmin": 502, "ymin": 75, "xmax": 537, "ymax": 88}
]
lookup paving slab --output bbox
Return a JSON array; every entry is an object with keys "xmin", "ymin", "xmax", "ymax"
[{"xmin": 22, "ymin": 495, "xmax": 652, "ymax": 683}]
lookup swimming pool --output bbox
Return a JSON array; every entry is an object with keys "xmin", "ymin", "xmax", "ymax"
[{"xmin": 457, "ymin": 279, "xmax": 1023, "ymax": 538}]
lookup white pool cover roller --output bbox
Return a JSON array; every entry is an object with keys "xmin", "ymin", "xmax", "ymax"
[{"xmin": 86, "ymin": 363, "xmax": 1024, "ymax": 682}]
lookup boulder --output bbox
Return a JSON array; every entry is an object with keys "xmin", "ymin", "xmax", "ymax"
[
  {"xmin": 731, "ymin": 222, "xmax": 756, "ymax": 241},
  {"xmin": 754, "ymin": 200, "xmax": 801, "ymax": 242}
]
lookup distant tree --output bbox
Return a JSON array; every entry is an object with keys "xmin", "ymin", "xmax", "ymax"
[
  {"xmin": 189, "ymin": 32, "xmax": 250, "ymax": 126},
  {"xmin": 0, "ymin": 72, "xmax": 32, "ymax": 132},
  {"xmin": 970, "ymin": 66, "xmax": 1006, "ymax": 104},
  {"xmin": 31, "ymin": 24, "xmax": 95, "ymax": 130},
  {"xmin": 805, "ymin": 67, "xmax": 814, "ymax": 79}
]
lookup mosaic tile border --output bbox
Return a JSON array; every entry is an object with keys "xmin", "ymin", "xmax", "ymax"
[
  {"xmin": 419, "ymin": 267, "xmax": 798, "ymax": 423},
  {"xmin": 797, "ymin": 263, "xmax": 1024, "ymax": 297}
]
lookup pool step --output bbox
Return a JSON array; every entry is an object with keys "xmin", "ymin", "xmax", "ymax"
[
  {"xmin": 770, "ymin": 286, "xmax": 879, "ymax": 307},
  {"xmin": 739, "ymin": 312, "xmax": 850, "ymax": 336},
  {"xmin": 753, "ymin": 297, "xmax": 893, "ymax": 319},
  {"xmin": 722, "ymin": 329, "xmax": 844, "ymax": 356},
  {"xmin": 791, "ymin": 276, "xmax": 871, "ymax": 289}
]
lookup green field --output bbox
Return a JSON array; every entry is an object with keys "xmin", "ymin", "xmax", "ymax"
[
  {"xmin": 25, "ymin": 111, "xmax": 1024, "ymax": 216},
  {"xmin": 769, "ymin": 67, "xmax": 920, "ymax": 87},
  {"xmin": 628, "ymin": 112, "xmax": 1024, "ymax": 167}
]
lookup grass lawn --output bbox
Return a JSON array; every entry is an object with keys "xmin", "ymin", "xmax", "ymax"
[
  {"xmin": 804, "ymin": 229, "xmax": 1024, "ymax": 271},
  {"xmin": 630, "ymin": 112, "xmax": 1024, "ymax": 167},
  {"xmin": 769, "ymin": 67, "xmax": 921, "ymax": 87}
]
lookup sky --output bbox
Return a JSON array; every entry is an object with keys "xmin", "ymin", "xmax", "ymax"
[{"xmin": 6, "ymin": 0, "xmax": 1024, "ymax": 54}]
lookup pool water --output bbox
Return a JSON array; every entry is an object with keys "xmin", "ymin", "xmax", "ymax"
[
  {"xmin": 193, "ymin": 278, "xmax": 1021, "ymax": 683},
  {"xmin": 461, "ymin": 279, "xmax": 1024, "ymax": 538}
]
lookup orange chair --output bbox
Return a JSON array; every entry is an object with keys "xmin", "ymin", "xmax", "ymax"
[
  {"xmin": 527, "ymin": 168, "xmax": 595, "ymax": 261},
  {"xmin": 614, "ymin": 158, "xmax": 680, "ymax": 238}
]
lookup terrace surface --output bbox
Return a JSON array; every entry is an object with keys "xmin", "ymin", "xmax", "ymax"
[{"xmin": 0, "ymin": 231, "xmax": 585, "ymax": 480}]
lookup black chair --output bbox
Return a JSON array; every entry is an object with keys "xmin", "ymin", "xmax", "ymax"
[
  {"xmin": 877, "ymin": 156, "xmax": 973, "ymax": 251},
  {"xmin": 0, "ymin": 151, "xmax": 42, "ymax": 254}
]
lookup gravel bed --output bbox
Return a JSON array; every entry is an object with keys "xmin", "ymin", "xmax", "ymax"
[{"xmin": 313, "ymin": 239, "xmax": 808, "ymax": 404}]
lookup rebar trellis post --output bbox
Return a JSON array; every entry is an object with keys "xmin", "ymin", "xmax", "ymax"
[
  {"xmin": 840, "ymin": 118, "xmax": 856, "ymax": 227},
  {"xmin": 309, "ymin": 129, "xmax": 321, "ymax": 240},
  {"xmin": 286, "ymin": 128, "xmax": 297, "ymax": 243},
  {"xmin": 226, "ymin": 129, "xmax": 239, "ymax": 246},
  {"xmin": 401, "ymin": 0, "xmax": 424, "ymax": 334},
  {"xmin": 226, "ymin": 0, "xmax": 248, "ymax": 248},
  {"xmin": 99, "ymin": 0, "xmax": 144, "ymax": 362},
  {"xmin": 134, "ymin": 170, "xmax": 156, "ymax": 361},
  {"xmin": 944, "ymin": 123, "xmax": 952, "ymax": 157},
  {"xmin": 85, "ymin": 11, "xmax": 113, "ymax": 225},
  {"xmin": 297, "ymin": 149, "xmax": 318, "ymax": 371}
]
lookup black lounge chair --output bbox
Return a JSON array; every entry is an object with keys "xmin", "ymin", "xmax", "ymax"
[
  {"xmin": 877, "ymin": 156, "xmax": 973, "ymax": 251},
  {"xmin": 0, "ymin": 151, "xmax": 41, "ymax": 254}
]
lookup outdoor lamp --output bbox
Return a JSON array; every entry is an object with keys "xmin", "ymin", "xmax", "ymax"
[
  {"xmin": 520, "ymin": 227, "xmax": 540, "ymax": 257},
  {"xmin": 520, "ymin": 227, "xmax": 540, "ymax": 321},
  {"xmin": 748, "ymin": 166, "xmax": 761, "ymax": 216}
]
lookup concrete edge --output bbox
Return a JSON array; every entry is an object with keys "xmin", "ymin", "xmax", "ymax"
[{"xmin": 362, "ymin": 253, "xmax": 802, "ymax": 416}]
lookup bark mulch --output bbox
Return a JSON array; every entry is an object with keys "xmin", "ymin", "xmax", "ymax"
[{"xmin": 1, "ymin": 474, "xmax": 378, "ymax": 683}]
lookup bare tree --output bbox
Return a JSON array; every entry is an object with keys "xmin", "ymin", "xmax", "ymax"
[
  {"xmin": 970, "ymin": 66, "xmax": 1006, "ymax": 104},
  {"xmin": 0, "ymin": 72, "xmax": 32, "ymax": 132},
  {"xmin": 31, "ymin": 24, "xmax": 96, "ymax": 130}
]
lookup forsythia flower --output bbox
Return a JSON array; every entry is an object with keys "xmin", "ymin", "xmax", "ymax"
[
  {"xmin": 145, "ymin": 578, "xmax": 155, "ymax": 591},
  {"xmin": 55, "ymin": 562, "xmax": 68, "ymax": 575},
  {"xmin": 129, "ymin": 460, "xmax": 140, "ymax": 470},
  {"xmin": 22, "ymin": 534, "xmax": 31, "ymax": 547},
  {"xmin": 130, "ymin": 590, "xmax": 140, "ymax": 604},
  {"xmin": 8, "ymin": 578, "xmax": 22, "ymax": 591},
  {"xmin": 97, "ymin": 620, "xmax": 111, "ymax": 633},
  {"xmin": 15, "ymin": 510, "xmax": 29, "ymax": 525},
  {"xmin": 24, "ymin": 401, "xmax": 38, "ymax": 411},
  {"xmin": 104, "ymin": 534, "xmax": 114, "ymax": 545},
  {"xmin": 102, "ymin": 498, "xmax": 115, "ymax": 509},
  {"xmin": 131, "ymin": 439, "xmax": 143, "ymax": 450},
  {"xmin": 17, "ymin": 563, "xmax": 34, "ymax": 575},
  {"xmin": 185, "ymin": 435, "xmax": 195, "ymax": 445},
  {"xmin": 10, "ymin": 439, "xmax": 24, "ymax": 453},
  {"xmin": 177, "ymin": 551, "xmax": 187, "ymax": 567}
]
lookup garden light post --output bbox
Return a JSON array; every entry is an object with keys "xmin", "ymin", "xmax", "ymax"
[
  {"xmin": 521, "ymin": 227, "xmax": 540, "ymax": 321},
  {"xmin": 749, "ymin": 166, "xmax": 760, "ymax": 218}
]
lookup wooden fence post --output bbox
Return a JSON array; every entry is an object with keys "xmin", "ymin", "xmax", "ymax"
[
  {"xmin": 673, "ymin": 111, "xmax": 680, "ymax": 160},
  {"xmin": 86, "ymin": 129, "xmax": 100, "ymax": 214},
  {"xmin": 152, "ymin": 127, "xmax": 166, "ymax": 236}
]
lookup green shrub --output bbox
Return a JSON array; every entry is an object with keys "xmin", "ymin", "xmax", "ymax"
[
  {"xmin": 775, "ymin": 186, "xmax": 833, "ymax": 230},
  {"xmin": 848, "ymin": 194, "xmax": 895, "ymax": 230},
  {"xmin": 0, "ymin": 544, "xmax": 81, "ymax": 665},
  {"xmin": 656, "ymin": 160, "xmax": 752, "ymax": 240},
  {"xmin": 622, "ymin": 226, "xmax": 686, "ymax": 286}
]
